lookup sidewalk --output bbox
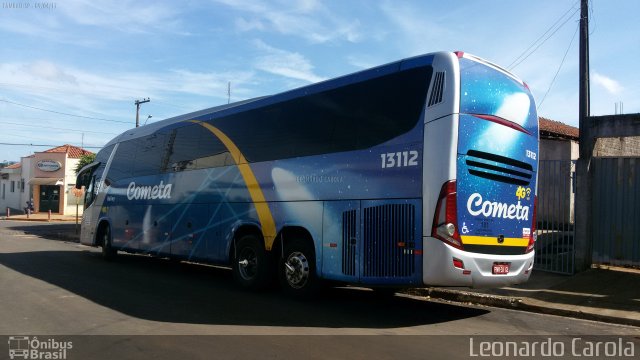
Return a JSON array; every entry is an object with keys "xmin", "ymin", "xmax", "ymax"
[
  {"xmin": 2, "ymin": 213, "xmax": 80, "ymax": 222},
  {"xmin": 406, "ymin": 266, "xmax": 640, "ymax": 328}
]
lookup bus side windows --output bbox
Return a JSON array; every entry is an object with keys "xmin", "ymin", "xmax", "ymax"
[
  {"xmin": 109, "ymin": 141, "xmax": 136, "ymax": 181},
  {"xmin": 133, "ymin": 133, "xmax": 167, "ymax": 177},
  {"xmin": 167, "ymin": 125, "xmax": 200, "ymax": 172},
  {"xmin": 160, "ymin": 124, "xmax": 230, "ymax": 173},
  {"xmin": 95, "ymin": 144, "xmax": 115, "ymax": 164},
  {"xmin": 213, "ymin": 65, "xmax": 432, "ymax": 163}
]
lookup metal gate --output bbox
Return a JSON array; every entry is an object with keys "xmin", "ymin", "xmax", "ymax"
[
  {"xmin": 592, "ymin": 157, "xmax": 640, "ymax": 266},
  {"xmin": 534, "ymin": 160, "xmax": 576, "ymax": 274}
]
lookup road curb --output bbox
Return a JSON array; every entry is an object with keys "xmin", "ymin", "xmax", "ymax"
[
  {"xmin": 1, "ymin": 217, "xmax": 78, "ymax": 222},
  {"xmin": 404, "ymin": 288, "xmax": 640, "ymax": 328},
  {"xmin": 405, "ymin": 288, "xmax": 522, "ymax": 308},
  {"xmin": 43, "ymin": 232, "xmax": 80, "ymax": 242}
]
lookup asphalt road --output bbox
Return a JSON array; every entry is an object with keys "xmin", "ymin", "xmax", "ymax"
[{"xmin": 1, "ymin": 221, "xmax": 638, "ymax": 359}]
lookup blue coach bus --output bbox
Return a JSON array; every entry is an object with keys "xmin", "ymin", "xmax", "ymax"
[{"xmin": 76, "ymin": 51, "xmax": 539, "ymax": 296}]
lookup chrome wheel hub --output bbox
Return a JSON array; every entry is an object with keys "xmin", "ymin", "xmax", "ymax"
[
  {"xmin": 284, "ymin": 251, "xmax": 309, "ymax": 289},
  {"xmin": 238, "ymin": 248, "xmax": 257, "ymax": 280}
]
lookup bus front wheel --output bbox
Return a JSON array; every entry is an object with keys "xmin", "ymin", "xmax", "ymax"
[
  {"xmin": 279, "ymin": 238, "xmax": 320, "ymax": 297},
  {"xmin": 100, "ymin": 225, "xmax": 117, "ymax": 260},
  {"xmin": 232, "ymin": 235, "xmax": 273, "ymax": 290}
]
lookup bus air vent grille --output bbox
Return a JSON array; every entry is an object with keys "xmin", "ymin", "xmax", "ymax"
[
  {"xmin": 342, "ymin": 209, "xmax": 357, "ymax": 276},
  {"xmin": 428, "ymin": 72, "xmax": 445, "ymax": 107},
  {"xmin": 362, "ymin": 204, "xmax": 416, "ymax": 278},
  {"xmin": 466, "ymin": 150, "xmax": 533, "ymax": 186}
]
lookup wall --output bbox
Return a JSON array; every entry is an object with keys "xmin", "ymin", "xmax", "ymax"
[
  {"xmin": 540, "ymin": 138, "xmax": 579, "ymax": 161},
  {"xmin": 586, "ymin": 114, "xmax": 640, "ymax": 267},
  {"xmin": 64, "ymin": 157, "xmax": 84, "ymax": 216},
  {"xmin": 31, "ymin": 152, "xmax": 66, "ymax": 214},
  {"xmin": 19, "ymin": 156, "xmax": 33, "ymax": 211},
  {"xmin": 538, "ymin": 138, "xmax": 578, "ymax": 226},
  {"xmin": 594, "ymin": 136, "xmax": 640, "ymax": 157},
  {"xmin": 0, "ymin": 169, "xmax": 22, "ymax": 213}
]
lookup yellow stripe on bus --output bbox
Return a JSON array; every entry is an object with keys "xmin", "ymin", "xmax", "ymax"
[
  {"xmin": 461, "ymin": 235, "xmax": 529, "ymax": 247},
  {"xmin": 190, "ymin": 120, "xmax": 278, "ymax": 250}
]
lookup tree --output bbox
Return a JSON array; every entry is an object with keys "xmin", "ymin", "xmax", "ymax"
[{"xmin": 74, "ymin": 153, "xmax": 96, "ymax": 174}]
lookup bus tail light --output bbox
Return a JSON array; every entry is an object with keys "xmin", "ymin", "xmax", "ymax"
[
  {"xmin": 472, "ymin": 114, "xmax": 532, "ymax": 136},
  {"xmin": 432, "ymin": 180, "xmax": 464, "ymax": 250},
  {"xmin": 526, "ymin": 196, "xmax": 538, "ymax": 253}
]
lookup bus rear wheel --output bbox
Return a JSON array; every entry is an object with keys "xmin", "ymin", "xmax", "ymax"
[
  {"xmin": 232, "ymin": 234, "xmax": 273, "ymax": 290},
  {"xmin": 279, "ymin": 238, "xmax": 320, "ymax": 297}
]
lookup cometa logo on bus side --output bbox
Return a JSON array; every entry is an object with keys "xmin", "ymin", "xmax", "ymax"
[{"xmin": 127, "ymin": 181, "xmax": 173, "ymax": 200}]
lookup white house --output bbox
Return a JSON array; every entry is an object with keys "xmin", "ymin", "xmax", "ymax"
[{"xmin": 0, "ymin": 144, "xmax": 93, "ymax": 215}]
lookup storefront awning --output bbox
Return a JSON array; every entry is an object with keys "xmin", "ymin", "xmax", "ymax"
[{"xmin": 28, "ymin": 178, "xmax": 63, "ymax": 185}]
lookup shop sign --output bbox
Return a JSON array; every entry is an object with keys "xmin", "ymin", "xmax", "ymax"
[{"xmin": 37, "ymin": 160, "xmax": 62, "ymax": 172}]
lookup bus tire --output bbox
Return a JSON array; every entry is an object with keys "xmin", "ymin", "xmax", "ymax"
[
  {"xmin": 279, "ymin": 238, "xmax": 320, "ymax": 297},
  {"xmin": 100, "ymin": 225, "xmax": 117, "ymax": 260},
  {"xmin": 232, "ymin": 234, "xmax": 273, "ymax": 290}
]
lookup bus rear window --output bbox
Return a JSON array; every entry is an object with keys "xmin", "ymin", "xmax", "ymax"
[{"xmin": 459, "ymin": 58, "xmax": 537, "ymax": 134}]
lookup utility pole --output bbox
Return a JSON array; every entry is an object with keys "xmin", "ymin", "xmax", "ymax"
[
  {"xmin": 578, "ymin": 0, "xmax": 590, "ymax": 152},
  {"xmin": 575, "ymin": 0, "xmax": 591, "ymax": 272},
  {"xmin": 135, "ymin": 98, "xmax": 150, "ymax": 128}
]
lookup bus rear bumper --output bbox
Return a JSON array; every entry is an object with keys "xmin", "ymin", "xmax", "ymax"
[{"xmin": 422, "ymin": 237, "xmax": 534, "ymax": 288}]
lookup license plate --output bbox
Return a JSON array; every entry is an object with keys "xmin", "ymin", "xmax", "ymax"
[{"xmin": 492, "ymin": 263, "xmax": 510, "ymax": 275}]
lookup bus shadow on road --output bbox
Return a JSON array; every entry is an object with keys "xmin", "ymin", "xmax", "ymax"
[
  {"xmin": 0, "ymin": 249, "xmax": 489, "ymax": 328},
  {"xmin": 6, "ymin": 223, "xmax": 79, "ymax": 243}
]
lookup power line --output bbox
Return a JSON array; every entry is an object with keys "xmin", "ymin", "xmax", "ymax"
[
  {"xmin": 537, "ymin": 24, "xmax": 580, "ymax": 111},
  {"xmin": 507, "ymin": 1, "xmax": 578, "ymax": 69},
  {"xmin": 0, "ymin": 98, "xmax": 130, "ymax": 124},
  {"xmin": 0, "ymin": 120, "xmax": 119, "ymax": 135},
  {"xmin": 0, "ymin": 142, "xmax": 103, "ymax": 149},
  {"xmin": 508, "ymin": 1, "xmax": 580, "ymax": 70},
  {"xmin": 0, "ymin": 82, "xmax": 66, "ymax": 92},
  {"xmin": 0, "ymin": 81, "xmax": 193, "ymax": 112}
]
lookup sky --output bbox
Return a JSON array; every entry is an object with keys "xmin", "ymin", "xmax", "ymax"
[{"xmin": 0, "ymin": 0, "xmax": 638, "ymax": 162}]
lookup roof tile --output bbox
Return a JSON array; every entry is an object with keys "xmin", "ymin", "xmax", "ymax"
[
  {"xmin": 539, "ymin": 117, "xmax": 579, "ymax": 140},
  {"xmin": 43, "ymin": 144, "xmax": 94, "ymax": 158},
  {"xmin": 4, "ymin": 163, "xmax": 21, "ymax": 169}
]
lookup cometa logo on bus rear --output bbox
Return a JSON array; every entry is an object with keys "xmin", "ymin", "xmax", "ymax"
[
  {"xmin": 127, "ymin": 181, "xmax": 173, "ymax": 200},
  {"xmin": 466, "ymin": 193, "xmax": 529, "ymax": 220}
]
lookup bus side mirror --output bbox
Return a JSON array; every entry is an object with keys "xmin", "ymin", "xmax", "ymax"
[{"xmin": 75, "ymin": 173, "xmax": 86, "ymax": 189}]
